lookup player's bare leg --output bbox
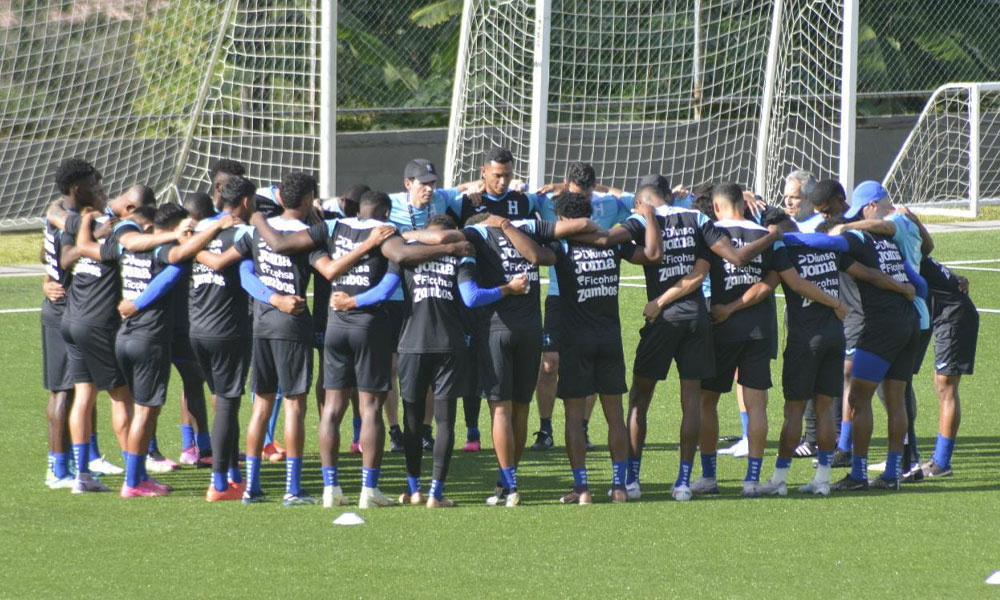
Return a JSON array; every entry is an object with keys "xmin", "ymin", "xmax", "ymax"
[
  {"xmin": 560, "ymin": 397, "xmax": 591, "ymax": 505},
  {"xmin": 532, "ymin": 352, "xmax": 558, "ymax": 450},
  {"xmin": 599, "ymin": 393, "xmax": 628, "ymax": 503},
  {"xmin": 319, "ymin": 389, "xmax": 351, "ymax": 507}
]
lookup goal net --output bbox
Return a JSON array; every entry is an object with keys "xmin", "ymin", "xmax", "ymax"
[
  {"xmin": 445, "ymin": 0, "xmax": 850, "ymax": 204},
  {"xmin": 0, "ymin": 0, "xmax": 327, "ymax": 230},
  {"xmin": 883, "ymin": 83, "xmax": 1000, "ymax": 218}
]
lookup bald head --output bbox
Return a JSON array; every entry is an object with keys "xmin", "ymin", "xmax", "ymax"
[{"xmin": 635, "ymin": 185, "xmax": 667, "ymax": 207}]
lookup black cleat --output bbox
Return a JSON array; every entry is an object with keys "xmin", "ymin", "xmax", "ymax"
[
  {"xmin": 422, "ymin": 433, "xmax": 435, "ymax": 451},
  {"xmin": 920, "ymin": 460, "xmax": 952, "ymax": 478},
  {"xmin": 530, "ymin": 430, "xmax": 554, "ymax": 451},
  {"xmin": 901, "ymin": 465, "xmax": 924, "ymax": 484},
  {"xmin": 830, "ymin": 449, "xmax": 852, "ymax": 468},
  {"xmin": 389, "ymin": 428, "xmax": 404, "ymax": 453},
  {"xmin": 794, "ymin": 440, "xmax": 817, "ymax": 458},
  {"xmin": 832, "ymin": 474, "xmax": 869, "ymax": 492},
  {"xmin": 584, "ymin": 431, "xmax": 597, "ymax": 452},
  {"xmin": 871, "ymin": 476, "xmax": 900, "ymax": 490}
]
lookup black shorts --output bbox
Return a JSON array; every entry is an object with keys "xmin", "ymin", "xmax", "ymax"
[
  {"xmin": 857, "ymin": 314, "xmax": 920, "ymax": 382},
  {"xmin": 115, "ymin": 336, "xmax": 170, "ymax": 407},
  {"xmin": 782, "ymin": 339, "xmax": 845, "ymax": 401},
  {"xmin": 191, "ymin": 337, "xmax": 251, "ymax": 398},
  {"xmin": 171, "ymin": 333, "xmax": 197, "ymax": 365},
  {"xmin": 844, "ymin": 314, "xmax": 864, "ymax": 355},
  {"xmin": 912, "ymin": 327, "xmax": 933, "ymax": 374},
  {"xmin": 398, "ymin": 351, "xmax": 467, "ymax": 402},
  {"xmin": 325, "ymin": 321, "xmax": 392, "ymax": 393},
  {"xmin": 932, "ymin": 312, "xmax": 979, "ymax": 376},
  {"xmin": 702, "ymin": 338, "xmax": 773, "ymax": 393},
  {"xmin": 633, "ymin": 317, "xmax": 714, "ymax": 381},
  {"xmin": 62, "ymin": 320, "xmax": 125, "ymax": 391},
  {"xmin": 557, "ymin": 334, "xmax": 628, "ymax": 399},
  {"xmin": 480, "ymin": 327, "xmax": 541, "ymax": 403},
  {"xmin": 42, "ymin": 322, "xmax": 73, "ymax": 391},
  {"xmin": 251, "ymin": 338, "xmax": 313, "ymax": 396},
  {"xmin": 463, "ymin": 330, "xmax": 482, "ymax": 398},
  {"xmin": 385, "ymin": 301, "xmax": 407, "ymax": 349},
  {"xmin": 542, "ymin": 295, "xmax": 560, "ymax": 352}
]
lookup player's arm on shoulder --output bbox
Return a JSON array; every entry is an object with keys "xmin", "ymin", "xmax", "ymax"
[
  {"xmin": 712, "ymin": 270, "xmax": 777, "ymax": 323},
  {"xmin": 46, "ymin": 200, "xmax": 70, "ymax": 231},
  {"xmin": 778, "ymin": 267, "xmax": 842, "ymax": 311},
  {"xmin": 499, "ymin": 220, "xmax": 556, "ymax": 266},
  {"xmin": 381, "ymin": 234, "xmax": 473, "ymax": 266},
  {"xmin": 168, "ymin": 214, "xmax": 241, "ymax": 263},
  {"xmin": 570, "ymin": 226, "xmax": 633, "ymax": 248},
  {"xmin": 634, "ymin": 202, "xmax": 662, "ymax": 264},
  {"xmin": 552, "ymin": 217, "xmax": 599, "ymax": 238},
  {"xmin": 74, "ymin": 212, "xmax": 104, "ymax": 260},
  {"xmin": 724, "ymin": 229, "xmax": 782, "ymax": 267},
  {"xmin": 312, "ymin": 225, "xmax": 394, "ymax": 280},
  {"xmin": 844, "ymin": 262, "xmax": 915, "ymax": 301},
  {"xmin": 842, "ymin": 218, "xmax": 895, "ymax": 237},
  {"xmin": 401, "ymin": 229, "xmax": 465, "ymax": 244},
  {"xmin": 248, "ymin": 211, "xmax": 316, "ymax": 254},
  {"xmin": 196, "ymin": 245, "xmax": 243, "ymax": 272},
  {"xmin": 118, "ymin": 227, "xmax": 179, "ymax": 252}
]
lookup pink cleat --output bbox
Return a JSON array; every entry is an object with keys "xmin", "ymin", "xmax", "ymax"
[
  {"xmin": 121, "ymin": 483, "xmax": 157, "ymax": 498},
  {"xmin": 179, "ymin": 446, "xmax": 200, "ymax": 465},
  {"xmin": 138, "ymin": 479, "xmax": 170, "ymax": 496},
  {"xmin": 350, "ymin": 442, "xmax": 362, "ymax": 455},
  {"xmin": 461, "ymin": 440, "xmax": 481, "ymax": 452}
]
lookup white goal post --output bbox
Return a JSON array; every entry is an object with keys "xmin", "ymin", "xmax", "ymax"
[
  {"xmin": 445, "ymin": 0, "xmax": 858, "ymax": 204},
  {"xmin": 883, "ymin": 82, "xmax": 1000, "ymax": 218}
]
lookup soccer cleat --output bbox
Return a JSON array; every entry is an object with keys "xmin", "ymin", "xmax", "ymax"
[
  {"xmin": 399, "ymin": 491, "xmax": 425, "ymax": 506},
  {"xmin": 461, "ymin": 439, "xmax": 481, "ymax": 452},
  {"xmin": 422, "ymin": 433, "xmax": 435, "ymax": 451},
  {"xmin": 798, "ymin": 479, "xmax": 831, "ymax": 496},
  {"xmin": 349, "ymin": 442, "xmax": 362, "ymax": 455},
  {"xmin": 143, "ymin": 477, "xmax": 173, "ymax": 494},
  {"xmin": 671, "ymin": 484, "xmax": 692, "ymax": 502},
  {"xmin": 690, "ymin": 477, "xmax": 720, "ymax": 495},
  {"xmin": 831, "ymin": 474, "xmax": 869, "ymax": 492},
  {"xmin": 121, "ymin": 483, "xmax": 156, "ymax": 498},
  {"xmin": 426, "ymin": 496, "xmax": 455, "ymax": 509},
  {"xmin": 47, "ymin": 474, "xmax": 76, "ymax": 490},
  {"xmin": 719, "ymin": 438, "xmax": 748, "ymax": 457},
  {"xmin": 179, "ymin": 446, "xmax": 200, "ymax": 466},
  {"xmin": 146, "ymin": 452, "xmax": 179, "ymax": 474},
  {"xmin": 830, "ymin": 449, "xmax": 852, "ymax": 468},
  {"xmin": 242, "ymin": 489, "xmax": 267, "ymax": 504},
  {"xmin": 322, "ymin": 485, "xmax": 350, "ymax": 508},
  {"xmin": 505, "ymin": 491, "xmax": 521, "ymax": 507},
  {"xmin": 741, "ymin": 482, "xmax": 761, "ymax": 498},
  {"xmin": 584, "ymin": 431, "xmax": 597, "ymax": 452},
  {"xmin": 89, "ymin": 455, "xmax": 123, "ymax": 475},
  {"xmin": 920, "ymin": 460, "xmax": 952, "ymax": 478},
  {"xmin": 793, "ymin": 440, "xmax": 817, "ymax": 458},
  {"xmin": 868, "ymin": 460, "xmax": 886, "ymax": 473},
  {"xmin": 389, "ymin": 429, "xmax": 404, "ymax": 454},
  {"xmin": 625, "ymin": 481, "xmax": 641, "ymax": 500},
  {"xmin": 870, "ymin": 476, "xmax": 900, "ymax": 491},
  {"xmin": 206, "ymin": 483, "xmax": 243, "ymax": 502},
  {"xmin": 261, "ymin": 442, "xmax": 286, "ymax": 462},
  {"xmin": 358, "ymin": 487, "xmax": 395, "ymax": 508},
  {"xmin": 197, "ymin": 455, "xmax": 214, "ymax": 468},
  {"xmin": 137, "ymin": 479, "xmax": 169, "ymax": 496},
  {"xmin": 901, "ymin": 465, "xmax": 924, "ymax": 484},
  {"xmin": 282, "ymin": 493, "xmax": 316, "ymax": 507},
  {"xmin": 560, "ymin": 490, "xmax": 592, "ymax": 505},
  {"xmin": 530, "ymin": 430, "xmax": 554, "ymax": 451},
  {"xmin": 485, "ymin": 487, "xmax": 508, "ymax": 506},
  {"xmin": 758, "ymin": 479, "xmax": 788, "ymax": 496},
  {"xmin": 72, "ymin": 476, "xmax": 110, "ymax": 494}
]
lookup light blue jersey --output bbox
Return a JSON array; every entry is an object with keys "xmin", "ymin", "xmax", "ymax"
[
  {"xmin": 795, "ymin": 211, "xmax": 825, "ymax": 233},
  {"xmin": 887, "ymin": 212, "xmax": 930, "ymax": 329},
  {"xmin": 385, "ymin": 188, "xmax": 461, "ymax": 301}
]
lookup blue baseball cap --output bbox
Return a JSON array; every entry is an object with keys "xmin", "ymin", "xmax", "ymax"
[{"xmin": 845, "ymin": 180, "xmax": 888, "ymax": 220}]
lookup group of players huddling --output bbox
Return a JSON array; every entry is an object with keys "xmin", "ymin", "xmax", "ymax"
[{"xmin": 39, "ymin": 147, "xmax": 978, "ymax": 507}]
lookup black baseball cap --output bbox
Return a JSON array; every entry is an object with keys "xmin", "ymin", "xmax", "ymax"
[
  {"xmin": 637, "ymin": 174, "xmax": 670, "ymax": 199},
  {"xmin": 404, "ymin": 159, "xmax": 439, "ymax": 184}
]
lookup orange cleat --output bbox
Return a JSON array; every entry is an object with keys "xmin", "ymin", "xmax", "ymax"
[
  {"xmin": 261, "ymin": 441, "xmax": 286, "ymax": 462},
  {"xmin": 206, "ymin": 482, "xmax": 244, "ymax": 502}
]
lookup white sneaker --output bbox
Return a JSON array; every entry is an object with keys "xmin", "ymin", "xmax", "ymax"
[
  {"xmin": 72, "ymin": 475, "xmax": 110, "ymax": 494},
  {"xmin": 605, "ymin": 481, "xmax": 642, "ymax": 500},
  {"xmin": 47, "ymin": 474, "xmax": 75, "ymax": 490},
  {"xmin": 505, "ymin": 491, "xmax": 521, "ymax": 507},
  {"xmin": 719, "ymin": 438, "xmax": 749, "ymax": 457},
  {"xmin": 323, "ymin": 485, "xmax": 349, "ymax": 508},
  {"xmin": 358, "ymin": 487, "xmax": 394, "ymax": 508},
  {"xmin": 89, "ymin": 455, "xmax": 123, "ymax": 475},
  {"xmin": 485, "ymin": 487, "xmax": 507, "ymax": 506},
  {"xmin": 690, "ymin": 477, "xmax": 720, "ymax": 495},
  {"xmin": 671, "ymin": 484, "xmax": 692, "ymax": 501},
  {"xmin": 798, "ymin": 479, "xmax": 831, "ymax": 496},
  {"xmin": 741, "ymin": 481, "xmax": 761, "ymax": 498},
  {"xmin": 759, "ymin": 479, "xmax": 788, "ymax": 496},
  {"xmin": 868, "ymin": 460, "xmax": 886, "ymax": 473},
  {"xmin": 145, "ymin": 455, "xmax": 178, "ymax": 474}
]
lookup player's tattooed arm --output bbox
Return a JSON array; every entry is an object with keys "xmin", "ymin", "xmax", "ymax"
[
  {"xmin": 642, "ymin": 258, "xmax": 709, "ymax": 322},
  {"xmin": 312, "ymin": 225, "xmax": 396, "ymax": 280},
  {"xmin": 777, "ymin": 267, "xmax": 849, "ymax": 320},
  {"xmin": 167, "ymin": 214, "xmax": 242, "ymax": 264},
  {"xmin": 195, "ymin": 246, "xmax": 243, "ymax": 272},
  {"xmin": 380, "ymin": 235, "xmax": 474, "ymax": 266},
  {"xmin": 844, "ymin": 262, "xmax": 915, "ymax": 302},
  {"xmin": 249, "ymin": 211, "xmax": 316, "ymax": 254},
  {"xmin": 841, "ymin": 218, "xmax": 895, "ymax": 237},
  {"xmin": 710, "ymin": 270, "xmax": 777, "ymax": 323}
]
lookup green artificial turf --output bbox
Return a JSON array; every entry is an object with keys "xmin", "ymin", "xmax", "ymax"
[{"xmin": 1, "ymin": 230, "xmax": 999, "ymax": 598}]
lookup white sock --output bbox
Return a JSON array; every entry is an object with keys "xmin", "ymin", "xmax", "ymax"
[
  {"xmin": 816, "ymin": 464, "xmax": 831, "ymax": 484},
  {"xmin": 772, "ymin": 467, "xmax": 789, "ymax": 484}
]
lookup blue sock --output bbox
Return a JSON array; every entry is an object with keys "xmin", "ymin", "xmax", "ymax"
[
  {"xmin": 502, "ymin": 466, "xmax": 518, "ymax": 491},
  {"xmin": 147, "ymin": 435, "xmax": 159, "ymax": 455},
  {"xmin": 850, "ymin": 454, "xmax": 868, "ymax": 482},
  {"xmin": 322, "ymin": 465, "xmax": 340, "ymax": 487},
  {"xmin": 745, "ymin": 457, "xmax": 762, "ymax": 482},
  {"xmin": 612, "ymin": 460, "xmax": 627, "ymax": 488},
  {"xmin": 352, "ymin": 417, "xmax": 362, "ymax": 443},
  {"xmin": 180, "ymin": 425, "xmax": 195, "ymax": 450},
  {"xmin": 265, "ymin": 394, "xmax": 282, "ymax": 445},
  {"xmin": 540, "ymin": 417, "xmax": 553, "ymax": 435},
  {"xmin": 228, "ymin": 464, "xmax": 242, "ymax": 484},
  {"xmin": 72, "ymin": 443, "xmax": 90, "ymax": 475},
  {"xmin": 407, "ymin": 475, "xmax": 422, "ymax": 495},
  {"xmin": 883, "ymin": 451, "xmax": 903, "ymax": 480},
  {"xmin": 125, "ymin": 452, "xmax": 143, "ymax": 488},
  {"xmin": 776, "ymin": 456, "xmax": 792, "ymax": 470},
  {"xmin": 285, "ymin": 457, "xmax": 302, "ymax": 496},
  {"xmin": 467, "ymin": 426, "xmax": 480, "ymax": 442},
  {"xmin": 817, "ymin": 449, "xmax": 833, "ymax": 467},
  {"xmin": 933, "ymin": 433, "xmax": 956, "ymax": 469},
  {"xmin": 675, "ymin": 460, "xmax": 693, "ymax": 488},
  {"xmin": 626, "ymin": 455, "xmax": 641, "ymax": 485},
  {"xmin": 362, "ymin": 467, "xmax": 380, "ymax": 489},
  {"xmin": 429, "ymin": 479, "xmax": 444, "ymax": 500},
  {"xmin": 700, "ymin": 452, "xmax": 717, "ymax": 479},
  {"xmin": 52, "ymin": 452, "xmax": 69, "ymax": 479},
  {"xmin": 139, "ymin": 453, "xmax": 148, "ymax": 482},
  {"xmin": 837, "ymin": 421, "xmax": 853, "ymax": 453},
  {"xmin": 572, "ymin": 466, "xmax": 588, "ymax": 491},
  {"xmin": 496, "ymin": 468, "xmax": 507, "ymax": 490},
  {"xmin": 212, "ymin": 470, "xmax": 227, "ymax": 492},
  {"xmin": 740, "ymin": 411, "xmax": 749, "ymax": 439},
  {"xmin": 88, "ymin": 433, "xmax": 101, "ymax": 459},
  {"xmin": 196, "ymin": 431, "xmax": 211, "ymax": 453},
  {"xmin": 247, "ymin": 456, "xmax": 262, "ymax": 494}
]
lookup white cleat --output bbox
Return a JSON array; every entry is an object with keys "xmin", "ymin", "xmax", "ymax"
[
  {"xmin": 798, "ymin": 479, "xmax": 831, "ymax": 496},
  {"xmin": 606, "ymin": 481, "xmax": 642, "ymax": 500},
  {"xmin": 89, "ymin": 455, "xmax": 123, "ymax": 476},
  {"xmin": 719, "ymin": 438, "xmax": 749, "ymax": 458},
  {"xmin": 72, "ymin": 476, "xmax": 110, "ymax": 494},
  {"xmin": 741, "ymin": 481, "xmax": 761, "ymax": 498},
  {"xmin": 671, "ymin": 484, "xmax": 692, "ymax": 501},
  {"xmin": 323, "ymin": 485, "xmax": 350, "ymax": 508},
  {"xmin": 47, "ymin": 474, "xmax": 76, "ymax": 490},
  {"xmin": 358, "ymin": 487, "xmax": 395, "ymax": 508},
  {"xmin": 145, "ymin": 455, "xmax": 178, "ymax": 474},
  {"xmin": 505, "ymin": 491, "xmax": 521, "ymax": 507},
  {"xmin": 759, "ymin": 479, "xmax": 788, "ymax": 496},
  {"xmin": 485, "ymin": 487, "xmax": 507, "ymax": 506},
  {"xmin": 689, "ymin": 477, "xmax": 720, "ymax": 495}
]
